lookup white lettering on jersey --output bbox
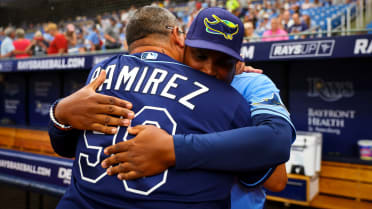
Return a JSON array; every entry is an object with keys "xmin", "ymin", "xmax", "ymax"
[
  {"xmin": 142, "ymin": 68, "xmax": 168, "ymax": 94},
  {"xmin": 89, "ymin": 66, "xmax": 102, "ymax": 83},
  {"xmin": 160, "ymin": 74, "xmax": 188, "ymax": 100},
  {"xmin": 134, "ymin": 67, "xmax": 148, "ymax": 92},
  {"xmin": 179, "ymin": 81, "xmax": 209, "ymax": 110},
  {"xmin": 98, "ymin": 64, "xmax": 116, "ymax": 91},
  {"xmin": 114, "ymin": 65, "xmax": 139, "ymax": 91}
]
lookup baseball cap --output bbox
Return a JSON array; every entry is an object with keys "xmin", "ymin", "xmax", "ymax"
[{"xmin": 185, "ymin": 7, "xmax": 244, "ymax": 61}]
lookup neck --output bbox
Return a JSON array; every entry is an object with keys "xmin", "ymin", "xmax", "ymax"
[{"xmin": 129, "ymin": 38, "xmax": 181, "ymax": 62}]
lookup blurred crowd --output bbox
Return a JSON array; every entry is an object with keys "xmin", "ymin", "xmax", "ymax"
[{"xmin": 0, "ymin": 0, "xmax": 356, "ymax": 59}]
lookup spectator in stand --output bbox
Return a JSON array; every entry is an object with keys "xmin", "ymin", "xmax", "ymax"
[
  {"xmin": 303, "ymin": 14, "xmax": 315, "ymax": 29},
  {"xmin": 26, "ymin": 31, "xmax": 49, "ymax": 57},
  {"xmin": 65, "ymin": 23, "xmax": 78, "ymax": 53},
  {"xmin": 43, "ymin": 23, "xmax": 54, "ymax": 44},
  {"xmin": 75, "ymin": 28, "xmax": 86, "ymax": 53},
  {"xmin": 288, "ymin": 13, "xmax": 308, "ymax": 34},
  {"xmin": 262, "ymin": 18, "xmax": 289, "ymax": 42},
  {"xmin": 282, "ymin": 10, "xmax": 293, "ymax": 32},
  {"xmin": 119, "ymin": 25, "xmax": 128, "ymax": 51},
  {"xmin": 256, "ymin": 13, "xmax": 271, "ymax": 35},
  {"xmin": 314, "ymin": 0, "xmax": 323, "ymax": 7},
  {"xmin": 243, "ymin": 21, "xmax": 260, "ymax": 42},
  {"xmin": 291, "ymin": 4, "xmax": 300, "ymax": 14},
  {"xmin": 302, "ymin": 0, "xmax": 315, "ymax": 10},
  {"xmin": 104, "ymin": 17, "xmax": 121, "ymax": 50},
  {"xmin": 302, "ymin": 14, "xmax": 317, "ymax": 38},
  {"xmin": 1, "ymin": 27, "xmax": 25, "ymax": 58},
  {"xmin": 13, "ymin": 28, "xmax": 31, "ymax": 59},
  {"xmin": 0, "ymin": 27, "xmax": 4, "ymax": 49},
  {"xmin": 86, "ymin": 24, "xmax": 102, "ymax": 51},
  {"xmin": 120, "ymin": 9, "xmax": 129, "ymax": 23},
  {"xmin": 47, "ymin": 23, "xmax": 68, "ymax": 55}
]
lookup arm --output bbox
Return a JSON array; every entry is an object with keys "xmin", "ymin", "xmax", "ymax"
[
  {"xmin": 1, "ymin": 51, "xmax": 13, "ymax": 58},
  {"xmin": 48, "ymin": 121, "xmax": 80, "ymax": 158},
  {"xmin": 263, "ymin": 163, "xmax": 287, "ymax": 192},
  {"xmin": 57, "ymin": 48, "xmax": 66, "ymax": 54},
  {"xmin": 25, "ymin": 40, "xmax": 36, "ymax": 54},
  {"xmin": 48, "ymin": 70, "xmax": 135, "ymax": 157},
  {"xmin": 173, "ymin": 114, "xmax": 293, "ymax": 171},
  {"xmin": 104, "ymin": 33, "xmax": 116, "ymax": 43},
  {"xmin": 102, "ymin": 114, "xmax": 294, "ymax": 180},
  {"xmin": 89, "ymin": 40, "xmax": 96, "ymax": 51},
  {"xmin": 102, "ymin": 73, "xmax": 295, "ymax": 179}
]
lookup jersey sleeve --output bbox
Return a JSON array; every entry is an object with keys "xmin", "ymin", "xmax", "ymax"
[
  {"xmin": 238, "ymin": 165, "xmax": 276, "ymax": 188},
  {"xmin": 48, "ymin": 121, "xmax": 79, "ymax": 158},
  {"xmin": 173, "ymin": 113, "xmax": 293, "ymax": 172},
  {"xmin": 234, "ymin": 73, "xmax": 296, "ymax": 136}
]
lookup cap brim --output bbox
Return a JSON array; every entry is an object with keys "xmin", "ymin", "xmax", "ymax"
[{"xmin": 185, "ymin": 39, "xmax": 244, "ymax": 61}]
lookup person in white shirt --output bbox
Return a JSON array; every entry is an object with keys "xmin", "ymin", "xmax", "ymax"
[{"xmin": 302, "ymin": 0, "xmax": 315, "ymax": 10}]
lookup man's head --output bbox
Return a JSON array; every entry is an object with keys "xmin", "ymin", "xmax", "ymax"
[
  {"xmin": 244, "ymin": 22, "xmax": 254, "ymax": 37},
  {"xmin": 47, "ymin": 23, "xmax": 58, "ymax": 36},
  {"xmin": 15, "ymin": 28, "xmax": 25, "ymax": 39},
  {"xmin": 34, "ymin": 31, "xmax": 43, "ymax": 41},
  {"xmin": 283, "ymin": 10, "xmax": 291, "ymax": 22},
  {"xmin": 270, "ymin": 18, "xmax": 280, "ymax": 32},
  {"xmin": 184, "ymin": 7, "xmax": 244, "ymax": 83},
  {"xmin": 292, "ymin": 13, "xmax": 301, "ymax": 25},
  {"xmin": 125, "ymin": 6, "xmax": 185, "ymax": 61},
  {"xmin": 109, "ymin": 17, "xmax": 117, "ymax": 26},
  {"xmin": 4, "ymin": 27, "xmax": 15, "ymax": 39}
]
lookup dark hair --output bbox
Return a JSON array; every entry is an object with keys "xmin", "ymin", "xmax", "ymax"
[{"xmin": 125, "ymin": 6, "xmax": 179, "ymax": 46}]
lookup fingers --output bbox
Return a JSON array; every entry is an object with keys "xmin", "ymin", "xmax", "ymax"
[
  {"xmin": 104, "ymin": 141, "xmax": 130, "ymax": 155},
  {"xmin": 94, "ymin": 114, "xmax": 131, "ymax": 127},
  {"xmin": 89, "ymin": 70, "xmax": 106, "ymax": 90},
  {"xmin": 102, "ymin": 151, "xmax": 129, "ymax": 169},
  {"xmin": 106, "ymin": 162, "xmax": 131, "ymax": 176},
  {"xmin": 127, "ymin": 125, "xmax": 146, "ymax": 135},
  {"xmin": 95, "ymin": 94, "xmax": 133, "ymax": 110},
  {"xmin": 90, "ymin": 103, "xmax": 134, "ymax": 121},
  {"xmin": 244, "ymin": 66, "xmax": 263, "ymax": 74},
  {"xmin": 91, "ymin": 123, "xmax": 117, "ymax": 134},
  {"xmin": 117, "ymin": 171, "xmax": 140, "ymax": 180}
]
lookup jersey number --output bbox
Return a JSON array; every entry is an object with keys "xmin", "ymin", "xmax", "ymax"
[{"xmin": 78, "ymin": 106, "xmax": 177, "ymax": 196}]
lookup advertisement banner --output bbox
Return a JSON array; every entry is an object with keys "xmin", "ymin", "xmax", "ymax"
[
  {"xmin": 29, "ymin": 73, "xmax": 61, "ymax": 127},
  {"xmin": 289, "ymin": 65, "xmax": 372, "ymax": 157},
  {"xmin": 63, "ymin": 71, "xmax": 89, "ymax": 97},
  {"xmin": 240, "ymin": 34, "xmax": 372, "ymax": 62},
  {"xmin": 0, "ymin": 35, "xmax": 370, "ymax": 72},
  {"xmin": 0, "ymin": 148, "xmax": 72, "ymax": 188},
  {"xmin": 0, "ymin": 75, "xmax": 27, "ymax": 125}
]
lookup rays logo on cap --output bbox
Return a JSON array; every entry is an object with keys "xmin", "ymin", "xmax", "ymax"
[{"xmin": 204, "ymin": 14, "xmax": 239, "ymax": 40}]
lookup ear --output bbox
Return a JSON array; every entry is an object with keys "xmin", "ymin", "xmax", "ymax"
[{"xmin": 171, "ymin": 27, "xmax": 185, "ymax": 49}]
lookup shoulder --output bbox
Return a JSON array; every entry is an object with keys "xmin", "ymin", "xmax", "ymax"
[
  {"xmin": 233, "ymin": 73, "xmax": 276, "ymax": 90},
  {"xmin": 57, "ymin": 34, "xmax": 67, "ymax": 39}
]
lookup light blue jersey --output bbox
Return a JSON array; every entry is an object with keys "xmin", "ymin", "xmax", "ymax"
[{"xmin": 230, "ymin": 72, "xmax": 294, "ymax": 209}]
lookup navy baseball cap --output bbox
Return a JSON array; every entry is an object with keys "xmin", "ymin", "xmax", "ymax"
[{"xmin": 185, "ymin": 7, "xmax": 244, "ymax": 61}]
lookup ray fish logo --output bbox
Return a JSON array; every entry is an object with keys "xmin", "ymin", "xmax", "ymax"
[
  {"xmin": 307, "ymin": 78, "xmax": 354, "ymax": 102},
  {"xmin": 204, "ymin": 14, "xmax": 239, "ymax": 40}
]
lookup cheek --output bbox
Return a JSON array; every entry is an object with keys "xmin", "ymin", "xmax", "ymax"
[{"xmin": 184, "ymin": 58, "xmax": 202, "ymax": 71}]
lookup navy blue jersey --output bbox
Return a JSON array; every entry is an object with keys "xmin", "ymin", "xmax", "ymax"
[{"xmin": 57, "ymin": 52, "xmax": 252, "ymax": 209}]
